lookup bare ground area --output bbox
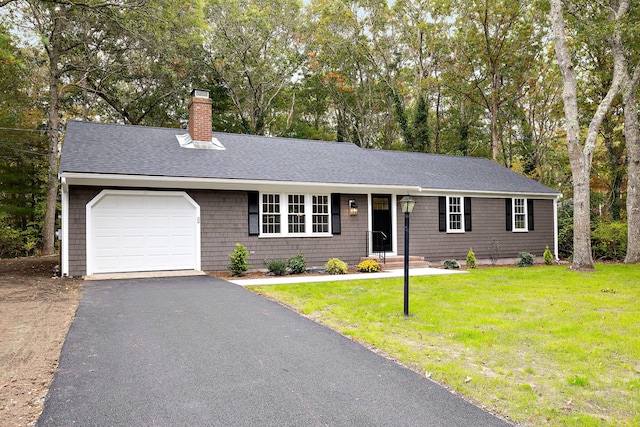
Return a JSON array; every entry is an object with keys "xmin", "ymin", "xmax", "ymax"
[{"xmin": 0, "ymin": 256, "xmax": 82, "ymax": 427}]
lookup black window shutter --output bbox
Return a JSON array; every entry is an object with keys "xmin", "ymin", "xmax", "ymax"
[
  {"xmin": 331, "ymin": 193, "xmax": 341, "ymax": 235},
  {"xmin": 248, "ymin": 191, "xmax": 259, "ymax": 236},
  {"xmin": 438, "ymin": 196, "xmax": 446, "ymax": 232},
  {"xmin": 505, "ymin": 198, "xmax": 513, "ymax": 231},
  {"xmin": 527, "ymin": 199, "xmax": 535, "ymax": 231},
  {"xmin": 464, "ymin": 197, "xmax": 472, "ymax": 232}
]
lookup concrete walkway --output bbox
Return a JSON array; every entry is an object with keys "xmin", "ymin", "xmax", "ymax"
[
  {"xmin": 230, "ymin": 267, "xmax": 467, "ymax": 286},
  {"xmin": 39, "ymin": 275, "xmax": 508, "ymax": 427}
]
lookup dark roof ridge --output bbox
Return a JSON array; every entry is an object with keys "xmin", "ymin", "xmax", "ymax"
[
  {"xmin": 212, "ymin": 130, "xmax": 361, "ymax": 147},
  {"xmin": 67, "ymin": 119, "xmax": 184, "ymax": 133}
]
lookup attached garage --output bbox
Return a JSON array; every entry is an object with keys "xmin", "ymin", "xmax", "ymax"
[{"xmin": 86, "ymin": 190, "xmax": 201, "ymax": 275}]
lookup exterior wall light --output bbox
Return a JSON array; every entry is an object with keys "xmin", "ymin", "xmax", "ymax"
[{"xmin": 349, "ymin": 199, "xmax": 358, "ymax": 216}]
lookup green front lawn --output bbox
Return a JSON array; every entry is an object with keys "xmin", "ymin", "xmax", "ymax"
[{"xmin": 249, "ymin": 265, "xmax": 640, "ymax": 426}]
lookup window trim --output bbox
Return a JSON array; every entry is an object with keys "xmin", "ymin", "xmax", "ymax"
[
  {"xmin": 512, "ymin": 197, "xmax": 528, "ymax": 232},
  {"xmin": 446, "ymin": 196, "xmax": 465, "ymax": 233},
  {"xmin": 259, "ymin": 192, "xmax": 332, "ymax": 237}
]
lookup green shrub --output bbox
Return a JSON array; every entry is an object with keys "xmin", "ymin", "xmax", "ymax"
[
  {"xmin": 0, "ymin": 226, "xmax": 23, "ymax": 258},
  {"xmin": 287, "ymin": 253, "xmax": 306, "ymax": 274},
  {"xmin": 357, "ymin": 259, "xmax": 381, "ymax": 272},
  {"xmin": 325, "ymin": 258, "xmax": 348, "ymax": 275},
  {"xmin": 227, "ymin": 243, "xmax": 250, "ymax": 276},
  {"xmin": 517, "ymin": 252, "xmax": 535, "ymax": 267},
  {"xmin": 267, "ymin": 259, "xmax": 288, "ymax": 276},
  {"xmin": 466, "ymin": 247, "xmax": 477, "ymax": 269},
  {"xmin": 443, "ymin": 260, "xmax": 460, "ymax": 269},
  {"xmin": 592, "ymin": 220, "xmax": 627, "ymax": 261},
  {"xmin": 543, "ymin": 246, "xmax": 554, "ymax": 265}
]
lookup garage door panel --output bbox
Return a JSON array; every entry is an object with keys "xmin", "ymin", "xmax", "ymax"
[{"xmin": 89, "ymin": 192, "xmax": 199, "ymax": 274}]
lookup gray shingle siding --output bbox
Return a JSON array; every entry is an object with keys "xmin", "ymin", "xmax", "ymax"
[
  {"xmin": 399, "ymin": 197, "xmax": 554, "ymax": 263},
  {"xmin": 68, "ymin": 189, "xmax": 369, "ymax": 275}
]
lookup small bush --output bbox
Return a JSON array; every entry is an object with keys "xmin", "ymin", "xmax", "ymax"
[
  {"xmin": 325, "ymin": 258, "xmax": 348, "ymax": 275},
  {"xmin": 287, "ymin": 253, "xmax": 306, "ymax": 274},
  {"xmin": 357, "ymin": 259, "xmax": 381, "ymax": 272},
  {"xmin": 517, "ymin": 252, "xmax": 535, "ymax": 267},
  {"xmin": 466, "ymin": 247, "xmax": 477, "ymax": 269},
  {"xmin": 592, "ymin": 220, "xmax": 627, "ymax": 261},
  {"xmin": 543, "ymin": 246, "xmax": 554, "ymax": 265},
  {"xmin": 267, "ymin": 259, "xmax": 288, "ymax": 276},
  {"xmin": 227, "ymin": 243, "xmax": 250, "ymax": 276},
  {"xmin": 487, "ymin": 238, "xmax": 501, "ymax": 265},
  {"xmin": 443, "ymin": 260, "xmax": 460, "ymax": 269}
]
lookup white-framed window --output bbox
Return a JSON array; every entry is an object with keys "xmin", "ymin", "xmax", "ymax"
[
  {"xmin": 288, "ymin": 194, "xmax": 305, "ymax": 233},
  {"xmin": 262, "ymin": 194, "xmax": 281, "ymax": 234},
  {"xmin": 447, "ymin": 196, "xmax": 464, "ymax": 233},
  {"xmin": 513, "ymin": 197, "xmax": 528, "ymax": 232},
  {"xmin": 312, "ymin": 195, "xmax": 330, "ymax": 233},
  {"xmin": 261, "ymin": 193, "xmax": 331, "ymax": 237}
]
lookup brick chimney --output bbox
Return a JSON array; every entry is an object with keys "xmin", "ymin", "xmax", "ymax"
[{"xmin": 188, "ymin": 89, "xmax": 212, "ymax": 142}]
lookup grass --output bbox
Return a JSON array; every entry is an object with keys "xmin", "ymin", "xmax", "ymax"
[{"xmin": 249, "ymin": 265, "xmax": 640, "ymax": 426}]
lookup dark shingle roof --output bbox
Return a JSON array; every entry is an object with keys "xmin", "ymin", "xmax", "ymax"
[{"xmin": 60, "ymin": 120, "xmax": 559, "ymax": 195}]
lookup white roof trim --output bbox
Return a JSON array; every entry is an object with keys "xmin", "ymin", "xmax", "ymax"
[{"xmin": 59, "ymin": 172, "xmax": 560, "ymax": 199}]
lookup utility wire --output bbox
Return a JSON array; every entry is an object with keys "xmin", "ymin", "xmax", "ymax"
[
  {"xmin": 0, "ymin": 143, "xmax": 51, "ymax": 156},
  {"xmin": 0, "ymin": 127, "xmax": 51, "ymax": 133}
]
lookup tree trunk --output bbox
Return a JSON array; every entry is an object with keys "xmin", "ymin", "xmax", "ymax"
[
  {"xmin": 623, "ymin": 65, "xmax": 640, "ymax": 263},
  {"xmin": 490, "ymin": 75, "xmax": 500, "ymax": 163},
  {"xmin": 42, "ymin": 45, "xmax": 61, "ymax": 256},
  {"xmin": 549, "ymin": 0, "xmax": 627, "ymax": 269}
]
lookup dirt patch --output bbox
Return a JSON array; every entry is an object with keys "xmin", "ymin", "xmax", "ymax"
[{"xmin": 0, "ymin": 255, "xmax": 82, "ymax": 427}]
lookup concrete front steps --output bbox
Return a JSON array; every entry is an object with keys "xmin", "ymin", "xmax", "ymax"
[{"xmin": 360, "ymin": 255, "xmax": 430, "ymax": 269}]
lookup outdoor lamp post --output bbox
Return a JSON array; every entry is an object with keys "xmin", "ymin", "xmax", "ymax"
[{"xmin": 399, "ymin": 195, "xmax": 416, "ymax": 316}]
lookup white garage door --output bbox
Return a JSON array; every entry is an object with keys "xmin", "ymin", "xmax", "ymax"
[{"xmin": 87, "ymin": 191, "xmax": 200, "ymax": 275}]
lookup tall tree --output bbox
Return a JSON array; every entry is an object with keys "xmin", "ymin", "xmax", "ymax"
[
  {"xmin": 305, "ymin": 0, "xmax": 394, "ymax": 148},
  {"xmin": 204, "ymin": 0, "xmax": 303, "ymax": 135},
  {"xmin": 549, "ymin": 0, "xmax": 627, "ymax": 270},
  {"xmin": 447, "ymin": 0, "xmax": 542, "ymax": 164}
]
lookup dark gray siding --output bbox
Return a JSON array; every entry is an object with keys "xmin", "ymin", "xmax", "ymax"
[
  {"xmin": 67, "ymin": 187, "xmax": 369, "ymax": 275},
  {"xmin": 191, "ymin": 190, "xmax": 369, "ymax": 271},
  {"xmin": 67, "ymin": 187, "xmax": 102, "ymax": 277},
  {"xmin": 399, "ymin": 196, "xmax": 555, "ymax": 262},
  {"xmin": 67, "ymin": 187, "xmax": 555, "ymax": 276}
]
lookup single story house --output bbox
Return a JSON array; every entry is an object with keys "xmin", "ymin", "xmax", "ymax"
[{"xmin": 59, "ymin": 90, "xmax": 561, "ymax": 277}]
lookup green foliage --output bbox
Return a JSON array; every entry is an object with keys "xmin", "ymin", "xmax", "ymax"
[
  {"xmin": 557, "ymin": 204, "xmax": 574, "ymax": 259},
  {"xmin": 592, "ymin": 220, "xmax": 627, "ymax": 261},
  {"xmin": 412, "ymin": 94, "xmax": 429, "ymax": 152},
  {"xmin": 543, "ymin": 246, "xmax": 554, "ymax": 265},
  {"xmin": 287, "ymin": 253, "xmax": 306, "ymax": 274},
  {"xmin": 227, "ymin": 243, "xmax": 250, "ymax": 276},
  {"xmin": 357, "ymin": 259, "xmax": 380, "ymax": 273},
  {"xmin": 266, "ymin": 259, "xmax": 288, "ymax": 276},
  {"xmin": 466, "ymin": 248, "xmax": 477, "ymax": 269},
  {"xmin": 0, "ymin": 225, "xmax": 22, "ymax": 258},
  {"xmin": 517, "ymin": 252, "xmax": 535, "ymax": 267},
  {"xmin": 325, "ymin": 258, "xmax": 348, "ymax": 275}
]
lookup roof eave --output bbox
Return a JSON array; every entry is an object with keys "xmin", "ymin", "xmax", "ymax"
[{"xmin": 60, "ymin": 172, "xmax": 561, "ymax": 199}]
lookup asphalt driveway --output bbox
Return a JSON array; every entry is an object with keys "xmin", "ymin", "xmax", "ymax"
[{"xmin": 38, "ymin": 276, "xmax": 511, "ymax": 426}]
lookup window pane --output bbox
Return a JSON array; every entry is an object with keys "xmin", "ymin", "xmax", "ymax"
[
  {"xmin": 514, "ymin": 198, "xmax": 526, "ymax": 230},
  {"xmin": 448, "ymin": 197, "xmax": 462, "ymax": 230},
  {"xmin": 312, "ymin": 195, "xmax": 329, "ymax": 233},
  {"xmin": 262, "ymin": 194, "xmax": 280, "ymax": 234},
  {"xmin": 288, "ymin": 194, "xmax": 305, "ymax": 233}
]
